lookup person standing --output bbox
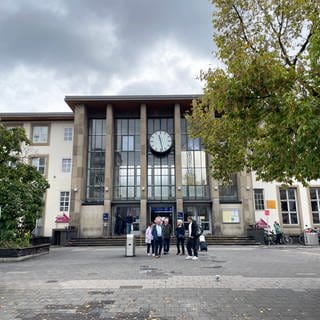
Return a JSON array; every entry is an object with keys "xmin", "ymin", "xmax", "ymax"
[
  {"xmin": 145, "ymin": 223, "xmax": 154, "ymax": 256},
  {"xmin": 126, "ymin": 212, "xmax": 134, "ymax": 234},
  {"xmin": 185, "ymin": 215, "xmax": 200, "ymax": 261},
  {"xmin": 163, "ymin": 218, "xmax": 172, "ymax": 254},
  {"xmin": 274, "ymin": 221, "xmax": 282, "ymax": 244},
  {"xmin": 151, "ymin": 216, "xmax": 163, "ymax": 258},
  {"xmin": 114, "ymin": 213, "xmax": 123, "ymax": 236},
  {"xmin": 175, "ymin": 219, "xmax": 185, "ymax": 255}
]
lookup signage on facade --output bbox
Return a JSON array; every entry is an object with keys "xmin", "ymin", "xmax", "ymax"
[
  {"xmin": 264, "ymin": 210, "xmax": 270, "ymax": 216},
  {"xmin": 103, "ymin": 213, "xmax": 109, "ymax": 221}
]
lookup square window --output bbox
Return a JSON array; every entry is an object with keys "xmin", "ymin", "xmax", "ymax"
[
  {"xmin": 31, "ymin": 157, "xmax": 46, "ymax": 175},
  {"xmin": 32, "ymin": 126, "xmax": 48, "ymax": 143}
]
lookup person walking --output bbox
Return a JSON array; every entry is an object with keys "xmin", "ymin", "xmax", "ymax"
[
  {"xmin": 274, "ymin": 221, "xmax": 282, "ymax": 244},
  {"xmin": 151, "ymin": 216, "xmax": 163, "ymax": 258},
  {"xmin": 163, "ymin": 218, "xmax": 172, "ymax": 254},
  {"xmin": 175, "ymin": 219, "xmax": 185, "ymax": 255},
  {"xmin": 145, "ymin": 223, "xmax": 154, "ymax": 256},
  {"xmin": 185, "ymin": 215, "xmax": 200, "ymax": 261}
]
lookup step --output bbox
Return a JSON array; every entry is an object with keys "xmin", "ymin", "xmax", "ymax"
[{"xmin": 67, "ymin": 235, "xmax": 260, "ymax": 246}]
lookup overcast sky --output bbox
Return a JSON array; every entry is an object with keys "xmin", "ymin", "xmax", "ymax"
[{"xmin": 0, "ymin": 0, "xmax": 216, "ymax": 113}]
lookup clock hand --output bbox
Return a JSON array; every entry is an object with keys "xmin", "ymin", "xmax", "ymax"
[{"xmin": 158, "ymin": 135, "xmax": 163, "ymax": 151}]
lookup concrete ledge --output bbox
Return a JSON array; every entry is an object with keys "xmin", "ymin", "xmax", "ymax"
[{"xmin": 0, "ymin": 243, "xmax": 50, "ymax": 262}]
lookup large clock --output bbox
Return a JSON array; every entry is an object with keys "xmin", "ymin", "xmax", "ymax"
[{"xmin": 149, "ymin": 130, "xmax": 172, "ymax": 153}]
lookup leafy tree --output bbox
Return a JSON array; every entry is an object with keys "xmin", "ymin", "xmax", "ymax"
[
  {"xmin": 187, "ymin": 0, "xmax": 320, "ymax": 185},
  {"xmin": 0, "ymin": 124, "xmax": 49, "ymax": 248}
]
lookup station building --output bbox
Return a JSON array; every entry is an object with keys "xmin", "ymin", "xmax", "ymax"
[{"xmin": 1, "ymin": 95, "xmax": 320, "ymax": 239}]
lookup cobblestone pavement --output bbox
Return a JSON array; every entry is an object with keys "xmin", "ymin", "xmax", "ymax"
[{"xmin": 1, "ymin": 245, "xmax": 320, "ymax": 319}]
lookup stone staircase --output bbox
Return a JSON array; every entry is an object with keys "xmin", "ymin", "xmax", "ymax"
[{"xmin": 68, "ymin": 234, "xmax": 260, "ymax": 246}]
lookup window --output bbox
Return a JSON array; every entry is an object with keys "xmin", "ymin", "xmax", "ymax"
[
  {"xmin": 60, "ymin": 191, "xmax": 70, "ymax": 212},
  {"xmin": 32, "ymin": 125, "xmax": 49, "ymax": 143},
  {"xmin": 122, "ymin": 135, "xmax": 134, "ymax": 151},
  {"xmin": 180, "ymin": 118, "xmax": 209, "ymax": 200},
  {"xmin": 64, "ymin": 128, "xmax": 73, "ymax": 141},
  {"xmin": 219, "ymin": 175, "xmax": 239, "ymax": 202},
  {"xmin": 114, "ymin": 119, "xmax": 140, "ymax": 200},
  {"xmin": 148, "ymin": 118, "xmax": 175, "ymax": 201},
  {"xmin": 254, "ymin": 189, "xmax": 265, "ymax": 210},
  {"xmin": 62, "ymin": 158, "xmax": 71, "ymax": 173},
  {"xmin": 31, "ymin": 157, "xmax": 46, "ymax": 175},
  {"xmin": 310, "ymin": 188, "xmax": 320, "ymax": 224},
  {"xmin": 86, "ymin": 119, "xmax": 106, "ymax": 202},
  {"xmin": 279, "ymin": 188, "xmax": 298, "ymax": 224}
]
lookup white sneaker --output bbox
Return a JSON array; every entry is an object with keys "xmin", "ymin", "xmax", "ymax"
[
  {"xmin": 192, "ymin": 256, "xmax": 198, "ymax": 261},
  {"xmin": 147, "ymin": 253, "xmax": 151, "ymax": 256},
  {"xmin": 185, "ymin": 255, "xmax": 193, "ymax": 260}
]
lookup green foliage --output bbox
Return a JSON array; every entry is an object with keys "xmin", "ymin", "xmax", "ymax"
[
  {"xmin": 187, "ymin": 0, "xmax": 320, "ymax": 185},
  {"xmin": 0, "ymin": 124, "xmax": 50, "ymax": 248}
]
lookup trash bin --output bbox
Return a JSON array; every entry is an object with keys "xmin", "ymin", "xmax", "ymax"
[
  {"xmin": 304, "ymin": 232, "xmax": 319, "ymax": 246},
  {"xmin": 125, "ymin": 234, "xmax": 135, "ymax": 257}
]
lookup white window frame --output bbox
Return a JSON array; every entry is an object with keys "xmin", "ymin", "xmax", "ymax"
[
  {"xmin": 62, "ymin": 158, "xmax": 72, "ymax": 173},
  {"xmin": 59, "ymin": 191, "xmax": 70, "ymax": 212},
  {"xmin": 64, "ymin": 127, "xmax": 73, "ymax": 141},
  {"xmin": 31, "ymin": 157, "xmax": 47, "ymax": 175},
  {"xmin": 32, "ymin": 126, "xmax": 49, "ymax": 143}
]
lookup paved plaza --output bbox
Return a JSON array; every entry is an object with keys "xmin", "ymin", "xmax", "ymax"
[{"xmin": 1, "ymin": 244, "xmax": 320, "ymax": 320}]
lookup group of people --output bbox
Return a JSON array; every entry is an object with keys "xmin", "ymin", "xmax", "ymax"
[
  {"xmin": 114, "ymin": 212, "xmax": 134, "ymax": 235},
  {"xmin": 145, "ymin": 215, "xmax": 201, "ymax": 261}
]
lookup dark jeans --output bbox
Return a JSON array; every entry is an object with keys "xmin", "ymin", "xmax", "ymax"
[
  {"xmin": 163, "ymin": 237, "xmax": 171, "ymax": 253},
  {"xmin": 186, "ymin": 237, "xmax": 198, "ymax": 257},
  {"xmin": 176, "ymin": 237, "xmax": 185, "ymax": 254},
  {"xmin": 154, "ymin": 237, "xmax": 163, "ymax": 256}
]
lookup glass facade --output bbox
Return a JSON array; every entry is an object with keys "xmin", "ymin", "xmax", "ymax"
[
  {"xmin": 219, "ymin": 174, "xmax": 239, "ymax": 202},
  {"xmin": 86, "ymin": 119, "xmax": 106, "ymax": 202},
  {"xmin": 180, "ymin": 119, "xmax": 209, "ymax": 200},
  {"xmin": 147, "ymin": 118, "xmax": 175, "ymax": 200},
  {"xmin": 114, "ymin": 119, "xmax": 141, "ymax": 200}
]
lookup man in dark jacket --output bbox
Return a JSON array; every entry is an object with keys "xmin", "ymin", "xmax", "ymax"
[
  {"xmin": 162, "ymin": 218, "xmax": 172, "ymax": 254},
  {"xmin": 185, "ymin": 215, "xmax": 200, "ymax": 260}
]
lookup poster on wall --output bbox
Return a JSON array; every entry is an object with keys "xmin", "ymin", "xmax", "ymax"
[{"xmin": 222, "ymin": 209, "xmax": 240, "ymax": 223}]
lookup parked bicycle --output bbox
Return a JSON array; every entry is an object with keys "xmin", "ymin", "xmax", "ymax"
[{"xmin": 264, "ymin": 230, "xmax": 293, "ymax": 245}]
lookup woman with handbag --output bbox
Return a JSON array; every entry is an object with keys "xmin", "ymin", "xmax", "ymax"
[{"xmin": 175, "ymin": 219, "xmax": 185, "ymax": 255}]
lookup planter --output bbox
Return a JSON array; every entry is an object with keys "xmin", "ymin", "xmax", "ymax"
[{"xmin": 0, "ymin": 243, "xmax": 50, "ymax": 262}]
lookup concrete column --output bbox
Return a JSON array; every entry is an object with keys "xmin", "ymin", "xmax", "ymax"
[
  {"xmin": 174, "ymin": 103, "xmax": 183, "ymax": 214},
  {"xmin": 140, "ymin": 104, "xmax": 147, "ymax": 230},
  {"xmin": 104, "ymin": 104, "xmax": 114, "ymax": 236},
  {"xmin": 70, "ymin": 104, "xmax": 87, "ymax": 236},
  {"xmin": 239, "ymin": 170, "xmax": 255, "ymax": 228},
  {"xmin": 210, "ymin": 174, "xmax": 221, "ymax": 235}
]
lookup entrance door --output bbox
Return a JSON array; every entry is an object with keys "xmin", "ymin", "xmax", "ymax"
[
  {"xmin": 149, "ymin": 205, "xmax": 175, "ymax": 230},
  {"xmin": 184, "ymin": 205, "xmax": 212, "ymax": 234}
]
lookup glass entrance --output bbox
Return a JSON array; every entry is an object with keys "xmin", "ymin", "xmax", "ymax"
[
  {"xmin": 149, "ymin": 205, "xmax": 175, "ymax": 231},
  {"xmin": 112, "ymin": 205, "xmax": 140, "ymax": 236},
  {"xmin": 183, "ymin": 205, "xmax": 212, "ymax": 234}
]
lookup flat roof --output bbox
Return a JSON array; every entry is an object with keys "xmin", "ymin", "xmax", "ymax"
[
  {"xmin": 0, "ymin": 112, "xmax": 74, "ymax": 121},
  {"xmin": 64, "ymin": 94, "xmax": 201, "ymax": 111}
]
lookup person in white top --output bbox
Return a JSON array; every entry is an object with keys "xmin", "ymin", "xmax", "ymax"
[{"xmin": 185, "ymin": 215, "xmax": 199, "ymax": 261}]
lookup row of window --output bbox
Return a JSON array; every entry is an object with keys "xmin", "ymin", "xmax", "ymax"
[
  {"xmin": 31, "ymin": 157, "xmax": 72, "ymax": 174},
  {"xmin": 31, "ymin": 126, "xmax": 73, "ymax": 144},
  {"xmin": 254, "ymin": 188, "xmax": 320, "ymax": 225}
]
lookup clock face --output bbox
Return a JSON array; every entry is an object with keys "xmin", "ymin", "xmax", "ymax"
[{"xmin": 149, "ymin": 130, "xmax": 172, "ymax": 153}]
